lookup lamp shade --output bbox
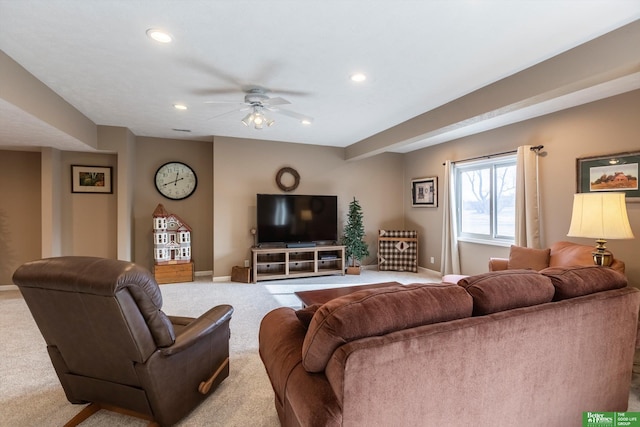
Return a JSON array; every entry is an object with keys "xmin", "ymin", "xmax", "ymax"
[{"xmin": 567, "ymin": 192, "xmax": 634, "ymax": 239}]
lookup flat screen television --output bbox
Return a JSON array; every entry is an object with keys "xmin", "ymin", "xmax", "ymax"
[{"xmin": 256, "ymin": 194, "xmax": 338, "ymax": 246}]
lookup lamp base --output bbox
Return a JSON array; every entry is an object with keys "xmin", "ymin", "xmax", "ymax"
[{"xmin": 592, "ymin": 239, "xmax": 613, "ymax": 267}]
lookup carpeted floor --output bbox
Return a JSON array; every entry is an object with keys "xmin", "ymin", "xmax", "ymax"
[
  {"xmin": 2, "ymin": 268, "xmax": 639, "ymax": 425},
  {"xmin": 0, "ymin": 268, "xmax": 440, "ymax": 426}
]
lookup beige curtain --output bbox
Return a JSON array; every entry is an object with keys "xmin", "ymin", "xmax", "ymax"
[
  {"xmin": 515, "ymin": 145, "xmax": 541, "ymax": 248},
  {"xmin": 440, "ymin": 160, "xmax": 461, "ymax": 275}
]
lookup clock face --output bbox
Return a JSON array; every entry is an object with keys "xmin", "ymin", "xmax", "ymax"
[{"xmin": 154, "ymin": 162, "xmax": 198, "ymax": 200}]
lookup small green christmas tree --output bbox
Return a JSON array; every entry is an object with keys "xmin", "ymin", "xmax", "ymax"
[{"xmin": 342, "ymin": 197, "xmax": 369, "ymax": 268}]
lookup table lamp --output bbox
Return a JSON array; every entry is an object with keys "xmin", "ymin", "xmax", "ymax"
[{"xmin": 567, "ymin": 192, "xmax": 634, "ymax": 266}]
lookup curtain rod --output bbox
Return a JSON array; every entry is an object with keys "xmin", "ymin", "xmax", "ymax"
[{"xmin": 442, "ymin": 145, "xmax": 544, "ymax": 166}]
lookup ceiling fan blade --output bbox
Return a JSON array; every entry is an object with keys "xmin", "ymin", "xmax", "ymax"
[
  {"xmin": 181, "ymin": 57, "xmax": 242, "ymax": 88},
  {"xmin": 193, "ymin": 88, "xmax": 244, "ymax": 96},
  {"xmin": 270, "ymin": 108, "xmax": 314, "ymax": 123},
  {"xmin": 206, "ymin": 107, "xmax": 246, "ymax": 121},
  {"xmin": 204, "ymin": 100, "xmax": 246, "ymax": 105},
  {"xmin": 241, "ymin": 84, "xmax": 312, "ymax": 98},
  {"xmin": 264, "ymin": 97, "xmax": 290, "ymax": 106},
  {"xmin": 269, "ymin": 88, "xmax": 312, "ymax": 97}
]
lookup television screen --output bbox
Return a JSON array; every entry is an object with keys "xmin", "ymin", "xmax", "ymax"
[{"xmin": 257, "ymin": 194, "xmax": 338, "ymax": 245}]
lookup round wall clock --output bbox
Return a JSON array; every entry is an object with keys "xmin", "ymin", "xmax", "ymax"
[{"xmin": 154, "ymin": 161, "xmax": 198, "ymax": 200}]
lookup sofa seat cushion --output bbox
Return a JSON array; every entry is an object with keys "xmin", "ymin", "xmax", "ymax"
[
  {"xmin": 458, "ymin": 270, "xmax": 555, "ymax": 316},
  {"xmin": 540, "ymin": 265, "xmax": 627, "ymax": 300},
  {"xmin": 507, "ymin": 245, "xmax": 551, "ymax": 270},
  {"xmin": 301, "ymin": 284, "xmax": 473, "ymax": 373}
]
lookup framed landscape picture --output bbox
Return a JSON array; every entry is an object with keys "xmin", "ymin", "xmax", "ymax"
[
  {"xmin": 71, "ymin": 165, "xmax": 113, "ymax": 194},
  {"xmin": 411, "ymin": 177, "xmax": 438, "ymax": 207},
  {"xmin": 576, "ymin": 151, "xmax": 639, "ymax": 201}
]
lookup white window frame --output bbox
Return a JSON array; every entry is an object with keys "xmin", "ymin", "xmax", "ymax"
[
  {"xmin": 154, "ymin": 232, "xmax": 168, "ymax": 245},
  {"xmin": 454, "ymin": 155, "xmax": 516, "ymax": 246},
  {"xmin": 181, "ymin": 247, "xmax": 191, "ymax": 258}
]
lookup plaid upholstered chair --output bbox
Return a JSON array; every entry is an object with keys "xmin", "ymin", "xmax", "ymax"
[{"xmin": 13, "ymin": 256, "xmax": 233, "ymax": 427}]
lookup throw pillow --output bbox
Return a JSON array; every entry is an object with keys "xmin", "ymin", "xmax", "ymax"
[
  {"xmin": 295, "ymin": 304, "xmax": 321, "ymax": 329},
  {"xmin": 507, "ymin": 245, "xmax": 551, "ymax": 271},
  {"xmin": 301, "ymin": 284, "xmax": 473, "ymax": 373},
  {"xmin": 540, "ymin": 265, "xmax": 627, "ymax": 300},
  {"xmin": 458, "ymin": 269, "xmax": 555, "ymax": 316}
]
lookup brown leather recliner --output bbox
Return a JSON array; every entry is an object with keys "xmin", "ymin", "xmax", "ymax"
[
  {"xmin": 12, "ymin": 256, "xmax": 233, "ymax": 427},
  {"xmin": 489, "ymin": 241, "xmax": 625, "ymax": 275}
]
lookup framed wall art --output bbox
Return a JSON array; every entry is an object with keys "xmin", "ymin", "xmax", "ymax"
[
  {"xmin": 411, "ymin": 177, "xmax": 438, "ymax": 207},
  {"xmin": 71, "ymin": 165, "xmax": 113, "ymax": 194},
  {"xmin": 576, "ymin": 151, "xmax": 639, "ymax": 202}
]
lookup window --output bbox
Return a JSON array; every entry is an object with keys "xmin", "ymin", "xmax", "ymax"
[
  {"xmin": 155, "ymin": 248, "xmax": 168, "ymax": 260},
  {"xmin": 455, "ymin": 155, "xmax": 516, "ymax": 244},
  {"xmin": 154, "ymin": 217, "xmax": 167, "ymax": 230}
]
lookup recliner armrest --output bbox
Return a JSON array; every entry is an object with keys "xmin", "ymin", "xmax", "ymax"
[
  {"xmin": 610, "ymin": 259, "xmax": 626, "ymax": 275},
  {"xmin": 488, "ymin": 258, "xmax": 509, "ymax": 271},
  {"xmin": 160, "ymin": 305, "xmax": 234, "ymax": 356}
]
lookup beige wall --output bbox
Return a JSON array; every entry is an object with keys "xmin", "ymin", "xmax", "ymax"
[
  {"xmin": 0, "ymin": 151, "xmax": 41, "ymax": 285},
  {"xmin": 1, "ymin": 90, "xmax": 638, "ymax": 286},
  {"xmin": 404, "ymin": 89, "xmax": 640, "ymax": 286},
  {"xmin": 213, "ymin": 137, "xmax": 405, "ymax": 277},
  {"xmin": 133, "ymin": 137, "xmax": 214, "ymax": 272},
  {"xmin": 59, "ymin": 151, "xmax": 118, "ymax": 258}
]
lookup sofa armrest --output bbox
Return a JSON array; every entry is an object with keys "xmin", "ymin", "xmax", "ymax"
[
  {"xmin": 160, "ymin": 305, "xmax": 233, "ymax": 356},
  {"xmin": 259, "ymin": 307, "xmax": 342, "ymax": 426},
  {"xmin": 488, "ymin": 258, "xmax": 509, "ymax": 271}
]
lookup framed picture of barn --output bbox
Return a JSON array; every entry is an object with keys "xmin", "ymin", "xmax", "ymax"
[{"xmin": 576, "ymin": 151, "xmax": 639, "ymax": 201}]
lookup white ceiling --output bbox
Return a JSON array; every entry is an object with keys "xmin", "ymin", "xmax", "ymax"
[{"xmin": 0, "ymin": 1, "xmax": 639, "ymax": 153}]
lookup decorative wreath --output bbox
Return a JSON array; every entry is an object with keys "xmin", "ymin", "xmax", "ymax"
[{"xmin": 276, "ymin": 167, "xmax": 300, "ymax": 192}]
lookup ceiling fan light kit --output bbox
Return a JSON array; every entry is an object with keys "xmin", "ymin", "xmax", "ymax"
[{"xmin": 241, "ymin": 107, "xmax": 275, "ymax": 129}]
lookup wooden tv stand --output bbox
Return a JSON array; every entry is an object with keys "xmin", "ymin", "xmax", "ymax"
[{"xmin": 251, "ymin": 245, "xmax": 345, "ymax": 283}]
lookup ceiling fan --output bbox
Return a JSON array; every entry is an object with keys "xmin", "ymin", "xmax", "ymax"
[{"xmin": 204, "ymin": 87, "xmax": 313, "ymax": 130}]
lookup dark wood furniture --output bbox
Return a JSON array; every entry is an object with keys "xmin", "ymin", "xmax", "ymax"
[{"xmin": 294, "ymin": 281, "xmax": 401, "ymax": 307}]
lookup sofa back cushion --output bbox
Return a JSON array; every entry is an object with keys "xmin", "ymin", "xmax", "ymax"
[
  {"xmin": 458, "ymin": 270, "xmax": 555, "ymax": 315},
  {"xmin": 295, "ymin": 304, "xmax": 321, "ymax": 329},
  {"xmin": 540, "ymin": 265, "xmax": 627, "ymax": 300},
  {"xmin": 301, "ymin": 284, "xmax": 472, "ymax": 373}
]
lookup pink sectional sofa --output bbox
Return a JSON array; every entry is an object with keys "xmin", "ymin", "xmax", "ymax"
[{"xmin": 259, "ymin": 266, "xmax": 639, "ymax": 427}]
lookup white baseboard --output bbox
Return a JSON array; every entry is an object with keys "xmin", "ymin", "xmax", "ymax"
[
  {"xmin": 418, "ymin": 266, "xmax": 441, "ymax": 276},
  {"xmin": 363, "ymin": 264, "xmax": 441, "ymax": 277}
]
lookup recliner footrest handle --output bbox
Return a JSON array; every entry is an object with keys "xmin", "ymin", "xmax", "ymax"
[{"xmin": 198, "ymin": 357, "xmax": 229, "ymax": 394}]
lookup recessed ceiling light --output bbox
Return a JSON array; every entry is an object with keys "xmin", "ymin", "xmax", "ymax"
[
  {"xmin": 301, "ymin": 119, "xmax": 312, "ymax": 125},
  {"xmin": 350, "ymin": 73, "xmax": 367, "ymax": 83},
  {"xmin": 173, "ymin": 104, "xmax": 187, "ymax": 110},
  {"xmin": 146, "ymin": 28, "xmax": 173, "ymax": 43}
]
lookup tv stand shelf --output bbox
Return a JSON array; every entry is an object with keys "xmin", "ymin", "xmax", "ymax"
[{"xmin": 251, "ymin": 245, "xmax": 345, "ymax": 283}]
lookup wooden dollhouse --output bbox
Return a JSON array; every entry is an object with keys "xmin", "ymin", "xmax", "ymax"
[{"xmin": 152, "ymin": 204, "xmax": 194, "ymax": 283}]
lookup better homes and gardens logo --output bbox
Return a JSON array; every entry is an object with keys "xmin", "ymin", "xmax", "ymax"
[{"xmin": 583, "ymin": 412, "xmax": 640, "ymax": 427}]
